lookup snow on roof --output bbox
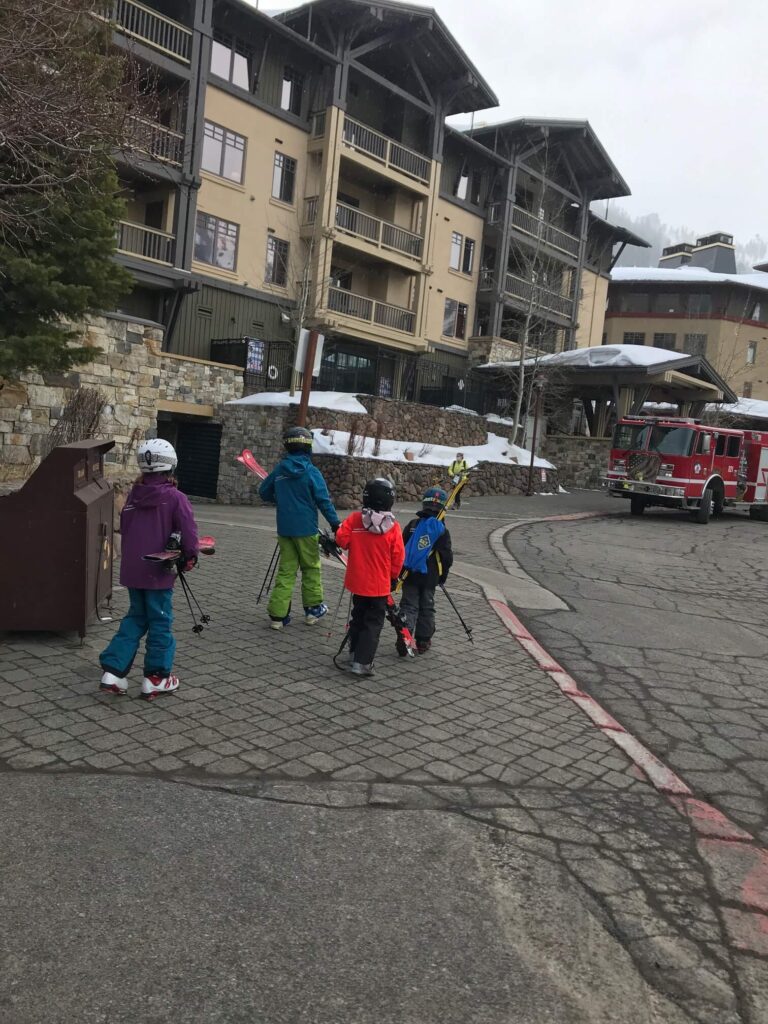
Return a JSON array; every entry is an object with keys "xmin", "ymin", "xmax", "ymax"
[
  {"xmin": 612, "ymin": 266, "xmax": 768, "ymax": 292},
  {"xmin": 712, "ymin": 397, "xmax": 768, "ymax": 421},
  {"xmin": 541, "ymin": 344, "xmax": 680, "ymax": 369},
  {"xmin": 227, "ymin": 390, "xmax": 368, "ymax": 414}
]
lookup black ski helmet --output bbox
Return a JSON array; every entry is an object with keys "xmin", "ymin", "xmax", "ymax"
[
  {"xmin": 422, "ymin": 486, "xmax": 447, "ymax": 509},
  {"xmin": 283, "ymin": 426, "xmax": 313, "ymax": 452},
  {"xmin": 362, "ymin": 477, "xmax": 395, "ymax": 511}
]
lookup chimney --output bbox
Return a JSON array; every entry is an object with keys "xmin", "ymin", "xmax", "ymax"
[
  {"xmin": 689, "ymin": 232, "xmax": 736, "ymax": 274},
  {"xmin": 659, "ymin": 243, "xmax": 693, "ymax": 268}
]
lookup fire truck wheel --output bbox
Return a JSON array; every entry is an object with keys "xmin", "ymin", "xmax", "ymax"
[
  {"xmin": 692, "ymin": 486, "xmax": 713, "ymax": 524},
  {"xmin": 630, "ymin": 496, "xmax": 646, "ymax": 516}
]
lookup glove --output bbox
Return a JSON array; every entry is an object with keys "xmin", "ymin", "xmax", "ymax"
[
  {"xmin": 439, "ymin": 575, "xmax": 448, "ymax": 585},
  {"xmin": 181, "ymin": 555, "xmax": 198, "ymax": 572}
]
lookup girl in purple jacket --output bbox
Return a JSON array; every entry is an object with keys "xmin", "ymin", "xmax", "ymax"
[{"xmin": 99, "ymin": 439, "xmax": 199, "ymax": 700}]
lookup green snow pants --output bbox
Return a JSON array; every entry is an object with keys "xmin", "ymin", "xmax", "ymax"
[{"xmin": 267, "ymin": 534, "xmax": 324, "ymax": 620}]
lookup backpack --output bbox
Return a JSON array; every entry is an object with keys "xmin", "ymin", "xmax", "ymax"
[{"xmin": 403, "ymin": 517, "xmax": 445, "ymax": 574}]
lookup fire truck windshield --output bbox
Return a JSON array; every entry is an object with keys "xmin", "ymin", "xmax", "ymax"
[{"xmin": 613, "ymin": 423, "xmax": 695, "ymax": 456}]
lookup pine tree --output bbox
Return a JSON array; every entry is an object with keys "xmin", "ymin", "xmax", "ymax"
[{"xmin": 0, "ymin": 168, "xmax": 133, "ymax": 378}]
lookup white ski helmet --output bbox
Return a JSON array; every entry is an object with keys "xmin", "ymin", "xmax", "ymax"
[{"xmin": 137, "ymin": 438, "xmax": 178, "ymax": 474}]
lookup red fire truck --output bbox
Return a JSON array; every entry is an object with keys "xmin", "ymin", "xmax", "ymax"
[{"xmin": 604, "ymin": 417, "xmax": 768, "ymax": 523}]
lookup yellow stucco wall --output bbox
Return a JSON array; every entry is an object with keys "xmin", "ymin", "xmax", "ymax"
[
  {"xmin": 424, "ymin": 197, "xmax": 484, "ymax": 351},
  {"xmin": 575, "ymin": 270, "xmax": 608, "ymax": 349}
]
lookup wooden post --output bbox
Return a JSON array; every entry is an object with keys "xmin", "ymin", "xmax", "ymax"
[
  {"xmin": 526, "ymin": 381, "xmax": 543, "ymax": 496},
  {"xmin": 295, "ymin": 329, "xmax": 319, "ymax": 428}
]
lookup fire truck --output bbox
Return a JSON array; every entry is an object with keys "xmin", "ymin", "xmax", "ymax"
[{"xmin": 603, "ymin": 416, "xmax": 768, "ymax": 523}]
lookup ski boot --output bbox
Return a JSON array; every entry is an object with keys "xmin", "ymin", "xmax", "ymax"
[
  {"xmin": 269, "ymin": 614, "xmax": 292, "ymax": 630},
  {"xmin": 304, "ymin": 603, "xmax": 328, "ymax": 625},
  {"xmin": 416, "ymin": 640, "xmax": 431, "ymax": 655},
  {"xmin": 99, "ymin": 671, "xmax": 128, "ymax": 696},
  {"xmin": 347, "ymin": 662, "xmax": 375, "ymax": 677},
  {"xmin": 141, "ymin": 673, "xmax": 180, "ymax": 701}
]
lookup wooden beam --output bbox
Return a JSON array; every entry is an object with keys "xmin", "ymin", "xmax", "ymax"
[
  {"xmin": 349, "ymin": 59, "xmax": 433, "ymax": 113},
  {"xmin": 405, "ymin": 48, "xmax": 434, "ymax": 105}
]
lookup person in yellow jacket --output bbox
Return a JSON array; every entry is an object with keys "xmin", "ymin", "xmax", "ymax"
[{"xmin": 448, "ymin": 452, "xmax": 469, "ymax": 509}]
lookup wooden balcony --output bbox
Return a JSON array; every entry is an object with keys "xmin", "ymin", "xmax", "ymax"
[
  {"xmin": 98, "ymin": 0, "xmax": 192, "ymax": 64},
  {"xmin": 127, "ymin": 116, "xmax": 184, "ymax": 167},
  {"xmin": 487, "ymin": 203, "xmax": 580, "ymax": 259},
  {"xmin": 304, "ymin": 197, "xmax": 423, "ymax": 262},
  {"xmin": 504, "ymin": 272, "xmax": 573, "ymax": 319},
  {"xmin": 327, "ymin": 287, "xmax": 416, "ymax": 335},
  {"xmin": 341, "ymin": 115, "xmax": 431, "ymax": 186},
  {"xmin": 116, "ymin": 220, "xmax": 175, "ymax": 265}
]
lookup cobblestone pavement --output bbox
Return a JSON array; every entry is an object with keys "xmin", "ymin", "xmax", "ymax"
[
  {"xmin": 1, "ymin": 494, "xmax": 766, "ymax": 1021},
  {"xmin": 505, "ymin": 508, "xmax": 768, "ymax": 846}
]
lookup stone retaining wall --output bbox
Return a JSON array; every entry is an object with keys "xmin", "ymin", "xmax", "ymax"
[
  {"xmin": 281, "ymin": 395, "xmax": 487, "ymax": 447},
  {"xmin": 542, "ymin": 436, "xmax": 610, "ymax": 489},
  {"xmin": 0, "ymin": 315, "xmax": 243, "ymax": 481}
]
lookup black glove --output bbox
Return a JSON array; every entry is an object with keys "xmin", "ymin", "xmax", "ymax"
[{"xmin": 181, "ymin": 554, "xmax": 198, "ymax": 572}]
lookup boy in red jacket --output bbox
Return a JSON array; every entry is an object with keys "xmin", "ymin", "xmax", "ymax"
[{"xmin": 334, "ymin": 477, "xmax": 404, "ymax": 676}]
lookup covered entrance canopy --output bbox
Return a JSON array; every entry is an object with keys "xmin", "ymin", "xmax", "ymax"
[{"xmin": 476, "ymin": 345, "xmax": 737, "ymax": 437}]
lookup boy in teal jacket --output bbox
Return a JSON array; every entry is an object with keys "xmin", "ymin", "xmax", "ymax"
[{"xmin": 259, "ymin": 426, "xmax": 341, "ymax": 629}]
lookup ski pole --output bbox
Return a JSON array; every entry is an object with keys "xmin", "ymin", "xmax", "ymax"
[
  {"xmin": 177, "ymin": 569, "xmax": 210, "ymax": 634},
  {"xmin": 257, "ymin": 542, "xmax": 280, "ymax": 605},
  {"xmin": 438, "ymin": 583, "xmax": 473, "ymax": 643}
]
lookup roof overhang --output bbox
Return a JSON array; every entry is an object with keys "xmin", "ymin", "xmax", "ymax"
[{"xmin": 588, "ymin": 212, "xmax": 651, "ymax": 250}]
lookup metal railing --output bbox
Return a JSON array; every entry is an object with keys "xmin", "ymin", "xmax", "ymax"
[
  {"xmin": 342, "ymin": 115, "xmax": 430, "ymax": 184},
  {"xmin": 510, "ymin": 205, "xmax": 580, "ymax": 257},
  {"xmin": 335, "ymin": 201, "xmax": 423, "ymax": 259},
  {"xmin": 99, "ymin": 0, "xmax": 192, "ymax": 63},
  {"xmin": 504, "ymin": 272, "xmax": 573, "ymax": 319},
  {"xmin": 127, "ymin": 115, "xmax": 184, "ymax": 167},
  {"xmin": 327, "ymin": 287, "xmax": 416, "ymax": 334},
  {"xmin": 116, "ymin": 220, "xmax": 175, "ymax": 265},
  {"xmin": 303, "ymin": 196, "xmax": 319, "ymax": 225}
]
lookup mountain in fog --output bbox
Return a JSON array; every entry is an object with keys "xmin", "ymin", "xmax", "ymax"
[{"xmin": 599, "ymin": 204, "xmax": 768, "ymax": 273}]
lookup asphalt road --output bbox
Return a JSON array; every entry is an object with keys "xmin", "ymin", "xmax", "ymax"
[{"xmin": 505, "ymin": 505, "xmax": 768, "ymax": 846}]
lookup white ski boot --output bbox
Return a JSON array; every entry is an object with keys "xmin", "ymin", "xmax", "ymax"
[
  {"xmin": 347, "ymin": 662, "xmax": 375, "ymax": 677},
  {"xmin": 141, "ymin": 673, "xmax": 180, "ymax": 702},
  {"xmin": 99, "ymin": 671, "xmax": 128, "ymax": 696}
]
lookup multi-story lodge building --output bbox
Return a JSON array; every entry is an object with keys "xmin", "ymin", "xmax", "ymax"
[
  {"xmin": 107, "ymin": 0, "xmax": 642, "ymax": 406},
  {"xmin": 607, "ymin": 234, "xmax": 768, "ymax": 401}
]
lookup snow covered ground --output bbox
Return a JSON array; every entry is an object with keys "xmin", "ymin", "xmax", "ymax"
[
  {"xmin": 311, "ymin": 429, "xmax": 554, "ymax": 469},
  {"xmin": 227, "ymin": 390, "xmax": 368, "ymax": 414}
]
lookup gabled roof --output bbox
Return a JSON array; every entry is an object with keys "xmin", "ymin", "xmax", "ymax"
[
  {"xmin": 466, "ymin": 118, "xmax": 630, "ymax": 200},
  {"xmin": 273, "ymin": 0, "xmax": 498, "ymax": 113}
]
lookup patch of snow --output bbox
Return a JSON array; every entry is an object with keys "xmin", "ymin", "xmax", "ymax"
[
  {"xmin": 708, "ymin": 397, "xmax": 768, "ymax": 421},
  {"xmin": 612, "ymin": 266, "xmax": 768, "ymax": 292},
  {"xmin": 558, "ymin": 486, "xmax": 569, "ymax": 494},
  {"xmin": 486, "ymin": 413, "xmax": 518, "ymax": 428},
  {"xmin": 227, "ymin": 390, "xmax": 368, "ymax": 414},
  {"xmin": 442, "ymin": 405, "xmax": 479, "ymax": 416},
  {"xmin": 312, "ymin": 430, "xmax": 555, "ymax": 469},
  {"xmin": 540, "ymin": 345, "xmax": 680, "ymax": 369}
]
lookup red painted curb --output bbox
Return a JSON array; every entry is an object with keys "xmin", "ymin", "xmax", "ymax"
[{"xmin": 486, "ymin": 578, "xmax": 768, "ymax": 952}]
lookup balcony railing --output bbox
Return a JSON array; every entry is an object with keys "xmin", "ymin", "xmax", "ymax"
[
  {"xmin": 127, "ymin": 116, "xmax": 184, "ymax": 167},
  {"xmin": 98, "ymin": 0, "xmax": 193, "ymax": 63},
  {"xmin": 303, "ymin": 198, "xmax": 423, "ymax": 260},
  {"xmin": 116, "ymin": 220, "xmax": 175, "ymax": 265},
  {"xmin": 342, "ymin": 115, "xmax": 431, "ymax": 185},
  {"xmin": 327, "ymin": 287, "xmax": 416, "ymax": 334},
  {"xmin": 510, "ymin": 205, "xmax": 580, "ymax": 258},
  {"xmin": 504, "ymin": 272, "xmax": 573, "ymax": 319}
]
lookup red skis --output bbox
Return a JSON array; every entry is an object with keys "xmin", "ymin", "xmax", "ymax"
[
  {"xmin": 236, "ymin": 449, "xmax": 269, "ymax": 480},
  {"xmin": 144, "ymin": 536, "xmax": 216, "ymax": 564}
]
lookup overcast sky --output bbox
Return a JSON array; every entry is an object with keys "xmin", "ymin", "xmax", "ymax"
[{"xmin": 263, "ymin": 0, "xmax": 766, "ymax": 245}]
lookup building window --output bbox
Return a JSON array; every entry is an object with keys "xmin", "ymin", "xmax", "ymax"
[
  {"xmin": 194, "ymin": 212, "xmax": 239, "ymax": 271},
  {"xmin": 688, "ymin": 293, "xmax": 712, "ymax": 316},
  {"xmin": 455, "ymin": 169, "xmax": 469, "ymax": 201},
  {"xmin": 272, "ymin": 152, "xmax": 297, "ymax": 204},
  {"xmin": 743, "ymin": 382, "xmax": 753, "ymax": 398},
  {"xmin": 210, "ymin": 34, "xmax": 251, "ymax": 91},
  {"xmin": 653, "ymin": 332, "xmax": 676, "ymax": 349},
  {"xmin": 201, "ymin": 122, "xmax": 246, "ymax": 183},
  {"xmin": 470, "ymin": 171, "xmax": 483, "ymax": 205},
  {"xmin": 280, "ymin": 67, "xmax": 304, "ymax": 116},
  {"xmin": 622, "ymin": 332, "xmax": 645, "ymax": 345},
  {"xmin": 462, "ymin": 238, "xmax": 475, "ymax": 274},
  {"xmin": 683, "ymin": 333, "xmax": 707, "ymax": 356},
  {"xmin": 443, "ymin": 299, "xmax": 469, "ymax": 340},
  {"xmin": 747, "ymin": 341, "xmax": 757, "ymax": 365},
  {"xmin": 449, "ymin": 231, "xmax": 462, "ymax": 270},
  {"xmin": 265, "ymin": 235, "xmax": 290, "ymax": 287}
]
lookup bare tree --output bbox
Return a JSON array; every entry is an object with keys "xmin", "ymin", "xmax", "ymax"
[{"xmin": 0, "ymin": 0, "xmax": 149, "ymax": 245}]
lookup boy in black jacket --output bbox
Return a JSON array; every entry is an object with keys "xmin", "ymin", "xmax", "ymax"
[{"xmin": 397, "ymin": 486, "xmax": 454, "ymax": 655}]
